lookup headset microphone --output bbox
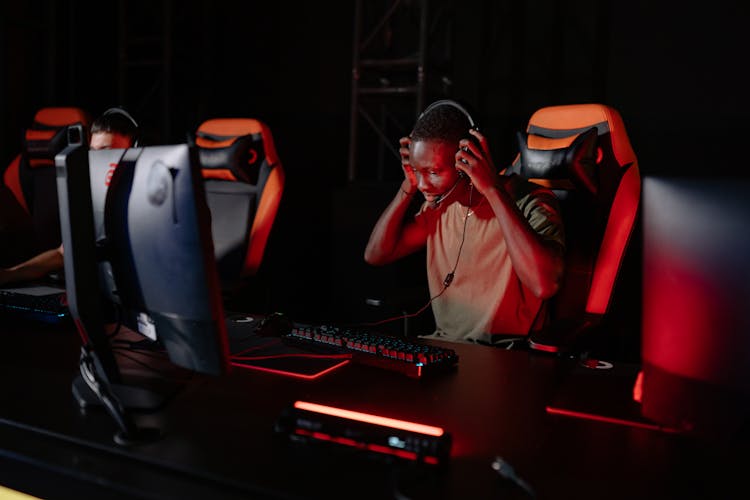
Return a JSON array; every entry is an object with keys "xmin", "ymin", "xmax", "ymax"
[{"xmin": 432, "ymin": 174, "xmax": 463, "ymax": 207}]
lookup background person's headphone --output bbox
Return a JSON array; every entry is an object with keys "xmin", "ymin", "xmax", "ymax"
[{"xmin": 102, "ymin": 106, "xmax": 140, "ymax": 147}]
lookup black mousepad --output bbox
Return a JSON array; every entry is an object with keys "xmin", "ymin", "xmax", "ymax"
[{"xmin": 546, "ymin": 359, "xmax": 674, "ymax": 432}]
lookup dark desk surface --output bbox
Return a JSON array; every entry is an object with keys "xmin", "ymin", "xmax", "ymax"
[{"xmin": 0, "ymin": 314, "xmax": 745, "ymax": 499}]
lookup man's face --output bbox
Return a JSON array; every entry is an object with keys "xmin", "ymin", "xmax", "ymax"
[
  {"xmin": 409, "ymin": 139, "xmax": 461, "ymax": 204},
  {"xmin": 90, "ymin": 131, "xmax": 132, "ymax": 150}
]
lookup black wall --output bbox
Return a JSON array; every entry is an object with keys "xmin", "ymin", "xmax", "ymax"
[{"xmin": 2, "ymin": 0, "xmax": 748, "ymax": 340}]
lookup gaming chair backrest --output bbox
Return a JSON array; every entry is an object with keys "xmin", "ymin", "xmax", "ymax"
[
  {"xmin": 509, "ymin": 103, "xmax": 640, "ymax": 323},
  {"xmin": 2, "ymin": 107, "xmax": 91, "ymax": 252},
  {"xmin": 195, "ymin": 118, "xmax": 285, "ymax": 284}
]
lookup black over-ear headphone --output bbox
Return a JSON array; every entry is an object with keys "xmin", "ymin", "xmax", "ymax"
[
  {"xmin": 417, "ymin": 99, "xmax": 480, "ymax": 182},
  {"xmin": 102, "ymin": 107, "xmax": 140, "ymax": 146}
]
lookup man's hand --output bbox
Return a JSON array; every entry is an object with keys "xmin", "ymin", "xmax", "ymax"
[
  {"xmin": 399, "ymin": 136, "xmax": 418, "ymax": 194},
  {"xmin": 454, "ymin": 129, "xmax": 501, "ymax": 195}
]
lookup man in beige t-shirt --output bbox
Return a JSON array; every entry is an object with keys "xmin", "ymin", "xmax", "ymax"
[{"xmin": 364, "ymin": 101, "xmax": 565, "ymax": 344}]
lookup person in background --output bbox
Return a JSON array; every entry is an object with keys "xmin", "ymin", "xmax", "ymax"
[
  {"xmin": 364, "ymin": 101, "xmax": 565, "ymax": 345},
  {"xmin": 0, "ymin": 109, "xmax": 138, "ymax": 286}
]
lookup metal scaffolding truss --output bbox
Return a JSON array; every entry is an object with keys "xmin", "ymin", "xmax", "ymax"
[{"xmin": 348, "ymin": 0, "xmax": 455, "ymax": 182}]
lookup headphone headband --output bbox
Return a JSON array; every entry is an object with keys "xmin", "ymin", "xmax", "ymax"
[
  {"xmin": 103, "ymin": 107, "xmax": 139, "ymax": 129},
  {"xmin": 419, "ymin": 99, "xmax": 476, "ymax": 129},
  {"xmin": 101, "ymin": 107, "xmax": 139, "ymax": 146}
]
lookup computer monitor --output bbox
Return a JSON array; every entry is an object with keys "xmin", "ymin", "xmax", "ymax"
[
  {"xmin": 104, "ymin": 145, "xmax": 230, "ymax": 374},
  {"xmin": 640, "ymin": 176, "xmax": 750, "ymax": 440},
  {"xmin": 56, "ymin": 135, "xmax": 230, "ymax": 443}
]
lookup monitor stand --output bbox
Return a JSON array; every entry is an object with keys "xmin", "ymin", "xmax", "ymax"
[
  {"xmin": 72, "ymin": 366, "xmax": 172, "ymax": 412},
  {"xmin": 71, "ymin": 328, "xmax": 189, "ymax": 413},
  {"xmin": 72, "ymin": 345, "xmax": 164, "ymax": 445}
]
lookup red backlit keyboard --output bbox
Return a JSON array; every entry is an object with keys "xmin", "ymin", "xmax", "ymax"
[{"xmin": 282, "ymin": 324, "xmax": 458, "ymax": 379}]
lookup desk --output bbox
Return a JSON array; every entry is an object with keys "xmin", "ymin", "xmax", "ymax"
[{"xmin": 0, "ymin": 314, "xmax": 744, "ymax": 499}]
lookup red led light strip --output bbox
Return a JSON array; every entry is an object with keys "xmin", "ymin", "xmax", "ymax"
[
  {"xmin": 546, "ymin": 406, "xmax": 681, "ymax": 433},
  {"xmin": 293, "ymin": 401, "xmax": 444, "ymax": 437}
]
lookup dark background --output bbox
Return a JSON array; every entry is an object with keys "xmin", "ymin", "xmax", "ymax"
[{"xmin": 2, "ymin": 1, "xmax": 748, "ymax": 354}]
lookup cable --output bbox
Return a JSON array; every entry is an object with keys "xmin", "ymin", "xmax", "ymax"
[
  {"xmin": 491, "ymin": 456, "xmax": 536, "ymax": 498},
  {"xmin": 111, "ymin": 337, "xmax": 165, "ymax": 351},
  {"xmin": 111, "ymin": 346, "xmax": 195, "ymax": 383},
  {"xmin": 441, "ymin": 182, "xmax": 473, "ymax": 288},
  {"xmin": 357, "ymin": 184, "xmax": 474, "ymax": 330}
]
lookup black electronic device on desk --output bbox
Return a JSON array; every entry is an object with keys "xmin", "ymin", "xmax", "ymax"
[
  {"xmin": 0, "ymin": 281, "xmax": 69, "ymax": 323},
  {"xmin": 275, "ymin": 400, "xmax": 452, "ymax": 467},
  {"xmin": 281, "ymin": 321, "xmax": 459, "ymax": 379}
]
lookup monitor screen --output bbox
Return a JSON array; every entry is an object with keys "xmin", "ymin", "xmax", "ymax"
[
  {"xmin": 104, "ymin": 144, "xmax": 230, "ymax": 376},
  {"xmin": 640, "ymin": 176, "xmax": 750, "ymax": 439}
]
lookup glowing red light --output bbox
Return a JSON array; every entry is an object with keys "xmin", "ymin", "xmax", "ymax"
[{"xmin": 293, "ymin": 401, "xmax": 444, "ymax": 436}]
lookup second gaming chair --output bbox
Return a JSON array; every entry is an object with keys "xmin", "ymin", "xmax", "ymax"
[
  {"xmin": 506, "ymin": 103, "xmax": 640, "ymax": 354},
  {"xmin": 2, "ymin": 107, "xmax": 91, "ymax": 256},
  {"xmin": 194, "ymin": 118, "xmax": 285, "ymax": 290}
]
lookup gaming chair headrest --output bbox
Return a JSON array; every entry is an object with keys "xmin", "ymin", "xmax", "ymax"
[
  {"xmin": 512, "ymin": 103, "xmax": 638, "ymax": 203},
  {"xmin": 194, "ymin": 118, "xmax": 280, "ymax": 185},
  {"xmin": 23, "ymin": 107, "xmax": 91, "ymax": 167},
  {"xmin": 514, "ymin": 127, "xmax": 598, "ymax": 195},
  {"xmin": 526, "ymin": 103, "xmax": 636, "ymax": 171}
]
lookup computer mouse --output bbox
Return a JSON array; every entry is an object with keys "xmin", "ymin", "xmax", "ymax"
[{"xmin": 256, "ymin": 312, "xmax": 293, "ymax": 337}]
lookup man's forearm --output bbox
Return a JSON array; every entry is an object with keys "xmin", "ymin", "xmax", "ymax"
[{"xmin": 364, "ymin": 188, "xmax": 416, "ymax": 265}]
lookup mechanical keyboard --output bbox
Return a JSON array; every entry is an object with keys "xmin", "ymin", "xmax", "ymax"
[{"xmin": 281, "ymin": 323, "xmax": 459, "ymax": 379}]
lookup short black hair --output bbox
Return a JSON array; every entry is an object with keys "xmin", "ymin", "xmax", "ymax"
[
  {"xmin": 411, "ymin": 102, "xmax": 472, "ymax": 145},
  {"xmin": 90, "ymin": 108, "xmax": 138, "ymax": 141}
]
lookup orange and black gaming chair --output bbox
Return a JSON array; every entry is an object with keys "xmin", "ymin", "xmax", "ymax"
[
  {"xmin": 194, "ymin": 118, "xmax": 285, "ymax": 289},
  {"xmin": 506, "ymin": 103, "xmax": 640, "ymax": 353},
  {"xmin": 2, "ymin": 107, "xmax": 91, "ymax": 256}
]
